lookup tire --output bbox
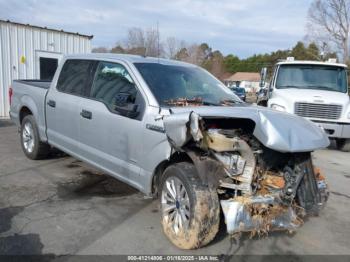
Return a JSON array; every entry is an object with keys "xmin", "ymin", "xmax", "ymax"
[
  {"xmin": 160, "ymin": 162, "xmax": 220, "ymax": 249},
  {"xmin": 20, "ymin": 115, "xmax": 50, "ymax": 160},
  {"xmin": 336, "ymin": 139, "xmax": 350, "ymax": 152}
]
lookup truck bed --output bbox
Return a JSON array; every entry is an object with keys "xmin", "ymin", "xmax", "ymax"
[
  {"xmin": 14, "ymin": 80, "xmax": 51, "ymax": 89},
  {"xmin": 10, "ymin": 79, "xmax": 51, "ymax": 142}
]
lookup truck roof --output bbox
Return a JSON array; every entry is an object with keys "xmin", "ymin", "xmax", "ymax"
[
  {"xmin": 64, "ymin": 53, "xmax": 196, "ymax": 67},
  {"xmin": 276, "ymin": 60, "xmax": 348, "ymax": 68}
]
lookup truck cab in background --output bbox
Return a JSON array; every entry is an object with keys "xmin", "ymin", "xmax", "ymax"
[{"xmin": 262, "ymin": 58, "xmax": 350, "ymax": 152}]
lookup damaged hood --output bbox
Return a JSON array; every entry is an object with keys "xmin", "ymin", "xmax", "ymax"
[{"xmin": 163, "ymin": 105, "xmax": 329, "ymax": 153}]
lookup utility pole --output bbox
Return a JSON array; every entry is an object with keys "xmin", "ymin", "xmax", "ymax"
[{"xmin": 157, "ymin": 21, "xmax": 160, "ymax": 62}]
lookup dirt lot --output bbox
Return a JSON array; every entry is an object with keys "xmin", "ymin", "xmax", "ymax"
[{"xmin": 0, "ymin": 121, "xmax": 350, "ymax": 256}]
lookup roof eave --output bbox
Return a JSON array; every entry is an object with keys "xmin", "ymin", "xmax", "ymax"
[{"xmin": 0, "ymin": 19, "xmax": 93, "ymax": 39}]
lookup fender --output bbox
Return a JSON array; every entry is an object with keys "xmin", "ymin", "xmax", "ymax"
[{"xmin": 20, "ymin": 95, "xmax": 48, "ymax": 142}]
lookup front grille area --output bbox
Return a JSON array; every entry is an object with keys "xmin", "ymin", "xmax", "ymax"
[{"xmin": 294, "ymin": 102, "xmax": 342, "ymax": 120}]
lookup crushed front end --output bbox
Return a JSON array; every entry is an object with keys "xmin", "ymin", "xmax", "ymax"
[
  {"xmin": 205, "ymin": 128, "xmax": 328, "ymax": 236},
  {"xmin": 163, "ymin": 110, "xmax": 329, "ymax": 237},
  {"xmin": 219, "ymin": 167, "xmax": 328, "ymax": 236}
]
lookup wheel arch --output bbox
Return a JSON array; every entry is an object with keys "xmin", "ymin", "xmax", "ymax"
[
  {"xmin": 151, "ymin": 151, "xmax": 193, "ymax": 197},
  {"xmin": 19, "ymin": 106, "xmax": 33, "ymax": 124},
  {"xmin": 18, "ymin": 95, "xmax": 40, "ymax": 125}
]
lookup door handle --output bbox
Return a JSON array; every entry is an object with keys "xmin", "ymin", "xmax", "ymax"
[
  {"xmin": 80, "ymin": 110, "xmax": 92, "ymax": 119},
  {"xmin": 47, "ymin": 100, "xmax": 56, "ymax": 108}
]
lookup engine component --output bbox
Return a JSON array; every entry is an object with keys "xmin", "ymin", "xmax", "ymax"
[
  {"xmin": 260, "ymin": 172, "xmax": 285, "ymax": 190},
  {"xmin": 296, "ymin": 160, "xmax": 328, "ymax": 213},
  {"xmin": 219, "ymin": 182, "xmax": 252, "ymax": 195},
  {"xmin": 204, "ymin": 130, "xmax": 256, "ymax": 195},
  {"xmin": 202, "ymin": 129, "xmax": 237, "ymax": 152},
  {"xmin": 213, "ymin": 153, "xmax": 246, "ymax": 176},
  {"xmin": 280, "ymin": 166, "xmax": 304, "ymax": 204}
]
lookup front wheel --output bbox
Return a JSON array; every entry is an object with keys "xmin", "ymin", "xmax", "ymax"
[
  {"xmin": 21, "ymin": 115, "xmax": 50, "ymax": 160},
  {"xmin": 336, "ymin": 138, "xmax": 350, "ymax": 152},
  {"xmin": 160, "ymin": 162, "xmax": 220, "ymax": 249}
]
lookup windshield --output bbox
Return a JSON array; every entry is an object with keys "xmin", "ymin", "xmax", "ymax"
[
  {"xmin": 276, "ymin": 64, "xmax": 348, "ymax": 93},
  {"xmin": 134, "ymin": 63, "xmax": 241, "ymax": 106}
]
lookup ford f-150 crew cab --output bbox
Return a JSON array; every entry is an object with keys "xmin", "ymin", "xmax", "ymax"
[
  {"xmin": 264, "ymin": 58, "xmax": 350, "ymax": 152},
  {"xmin": 10, "ymin": 54, "xmax": 329, "ymax": 249}
]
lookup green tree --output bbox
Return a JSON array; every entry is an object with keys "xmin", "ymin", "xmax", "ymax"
[
  {"xmin": 307, "ymin": 42, "xmax": 320, "ymax": 60},
  {"xmin": 175, "ymin": 47, "xmax": 189, "ymax": 61},
  {"xmin": 111, "ymin": 45, "xmax": 125, "ymax": 54},
  {"xmin": 290, "ymin": 41, "xmax": 321, "ymax": 60},
  {"xmin": 202, "ymin": 50, "xmax": 224, "ymax": 78},
  {"xmin": 223, "ymin": 54, "xmax": 240, "ymax": 73},
  {"xmin": 291, "ymin": 42, "xmax": 308, "ymax": 60}
]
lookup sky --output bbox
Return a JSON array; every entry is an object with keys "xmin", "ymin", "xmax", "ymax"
[{"xmin": 0, "ymin": 0, "xmax": 313, "ymax": 58}]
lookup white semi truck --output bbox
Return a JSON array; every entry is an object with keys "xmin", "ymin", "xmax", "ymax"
[{"xmin": 260, "ymin": 58, "xmax": 350, "ymax": 151}]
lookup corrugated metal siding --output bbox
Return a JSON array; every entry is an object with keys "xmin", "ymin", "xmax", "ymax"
[{"xmin": 0, "ymin": 21, "xmax": 92, "ymax": 118}]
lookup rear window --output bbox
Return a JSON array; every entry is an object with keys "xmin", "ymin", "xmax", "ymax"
[{"xmin": 56, "ymin": 59, "xmax": 93, "ymax": 96}]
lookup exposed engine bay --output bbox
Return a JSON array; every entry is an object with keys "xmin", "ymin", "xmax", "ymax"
[{"xmin": 163, "ymin": 111, "xmax": 329, "ymax": 236}]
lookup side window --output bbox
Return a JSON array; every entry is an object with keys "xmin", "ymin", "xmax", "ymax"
[
  {"xmin": 269, "ymin": 66, "xmax": 277, "ymax": 89},
  {"xmin": 90, "ymin": 62, "xmax": 138, "ymax": 113},
  {"xmin": 57, "ymin": 59, "xmax": 92, "ymax": 96}
]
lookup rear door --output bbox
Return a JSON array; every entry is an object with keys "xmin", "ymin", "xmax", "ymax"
[
  {"xmin": 78, "ymin": 60, "xmax": 146, "ymax": 187},
  {"xmin": 46, "ymin": 59, "xmax": 94, "ymax": 154}
]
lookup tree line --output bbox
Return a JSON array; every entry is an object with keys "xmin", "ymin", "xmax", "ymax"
[
  {"xmin": 92, "ymin": 29, "xmax": 334, "ymax": 80},
  {"xmin": 92, "ymin": 0, "xmax": 348, "ymax": 80}
]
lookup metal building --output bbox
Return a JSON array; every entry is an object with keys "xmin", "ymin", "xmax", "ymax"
[{"xmin": 0, "ymin": 19, "xmax": 93, "ymax": 118}]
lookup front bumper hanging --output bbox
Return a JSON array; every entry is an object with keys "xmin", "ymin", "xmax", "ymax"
[{"xmin": 220, "ymin": 195, "xmax": 302, "ymax": 235}]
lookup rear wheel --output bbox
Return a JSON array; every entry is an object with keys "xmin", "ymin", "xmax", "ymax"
[
  {"xmin": 336, "ymin": 139, "xmax": 350, "ymax": 152},
  {"xmin": 21, "ymin": 115, "xmax": 50, "ymax": 160},
  {"xmin": 160, "ymin": 162, "xmax": 220, "ymax": 249}
]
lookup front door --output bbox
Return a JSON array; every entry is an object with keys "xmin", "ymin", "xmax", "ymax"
[{"xmin": 78, "ymin": 61, "xmax": 146, "ymax": 188}]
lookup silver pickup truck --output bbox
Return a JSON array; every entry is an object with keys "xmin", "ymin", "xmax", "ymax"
[{"xmin": 10, "ymin": 54, "xmax": 329, "ymax": 249}]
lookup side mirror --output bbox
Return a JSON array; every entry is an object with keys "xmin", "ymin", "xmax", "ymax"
[
  {"xmin": 113, "ymin": 92, "xmax": 139, "ymax": 118},
  {"xmin": 260, "ymin": 67, "xmax": 267, "ymax": 88}
]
